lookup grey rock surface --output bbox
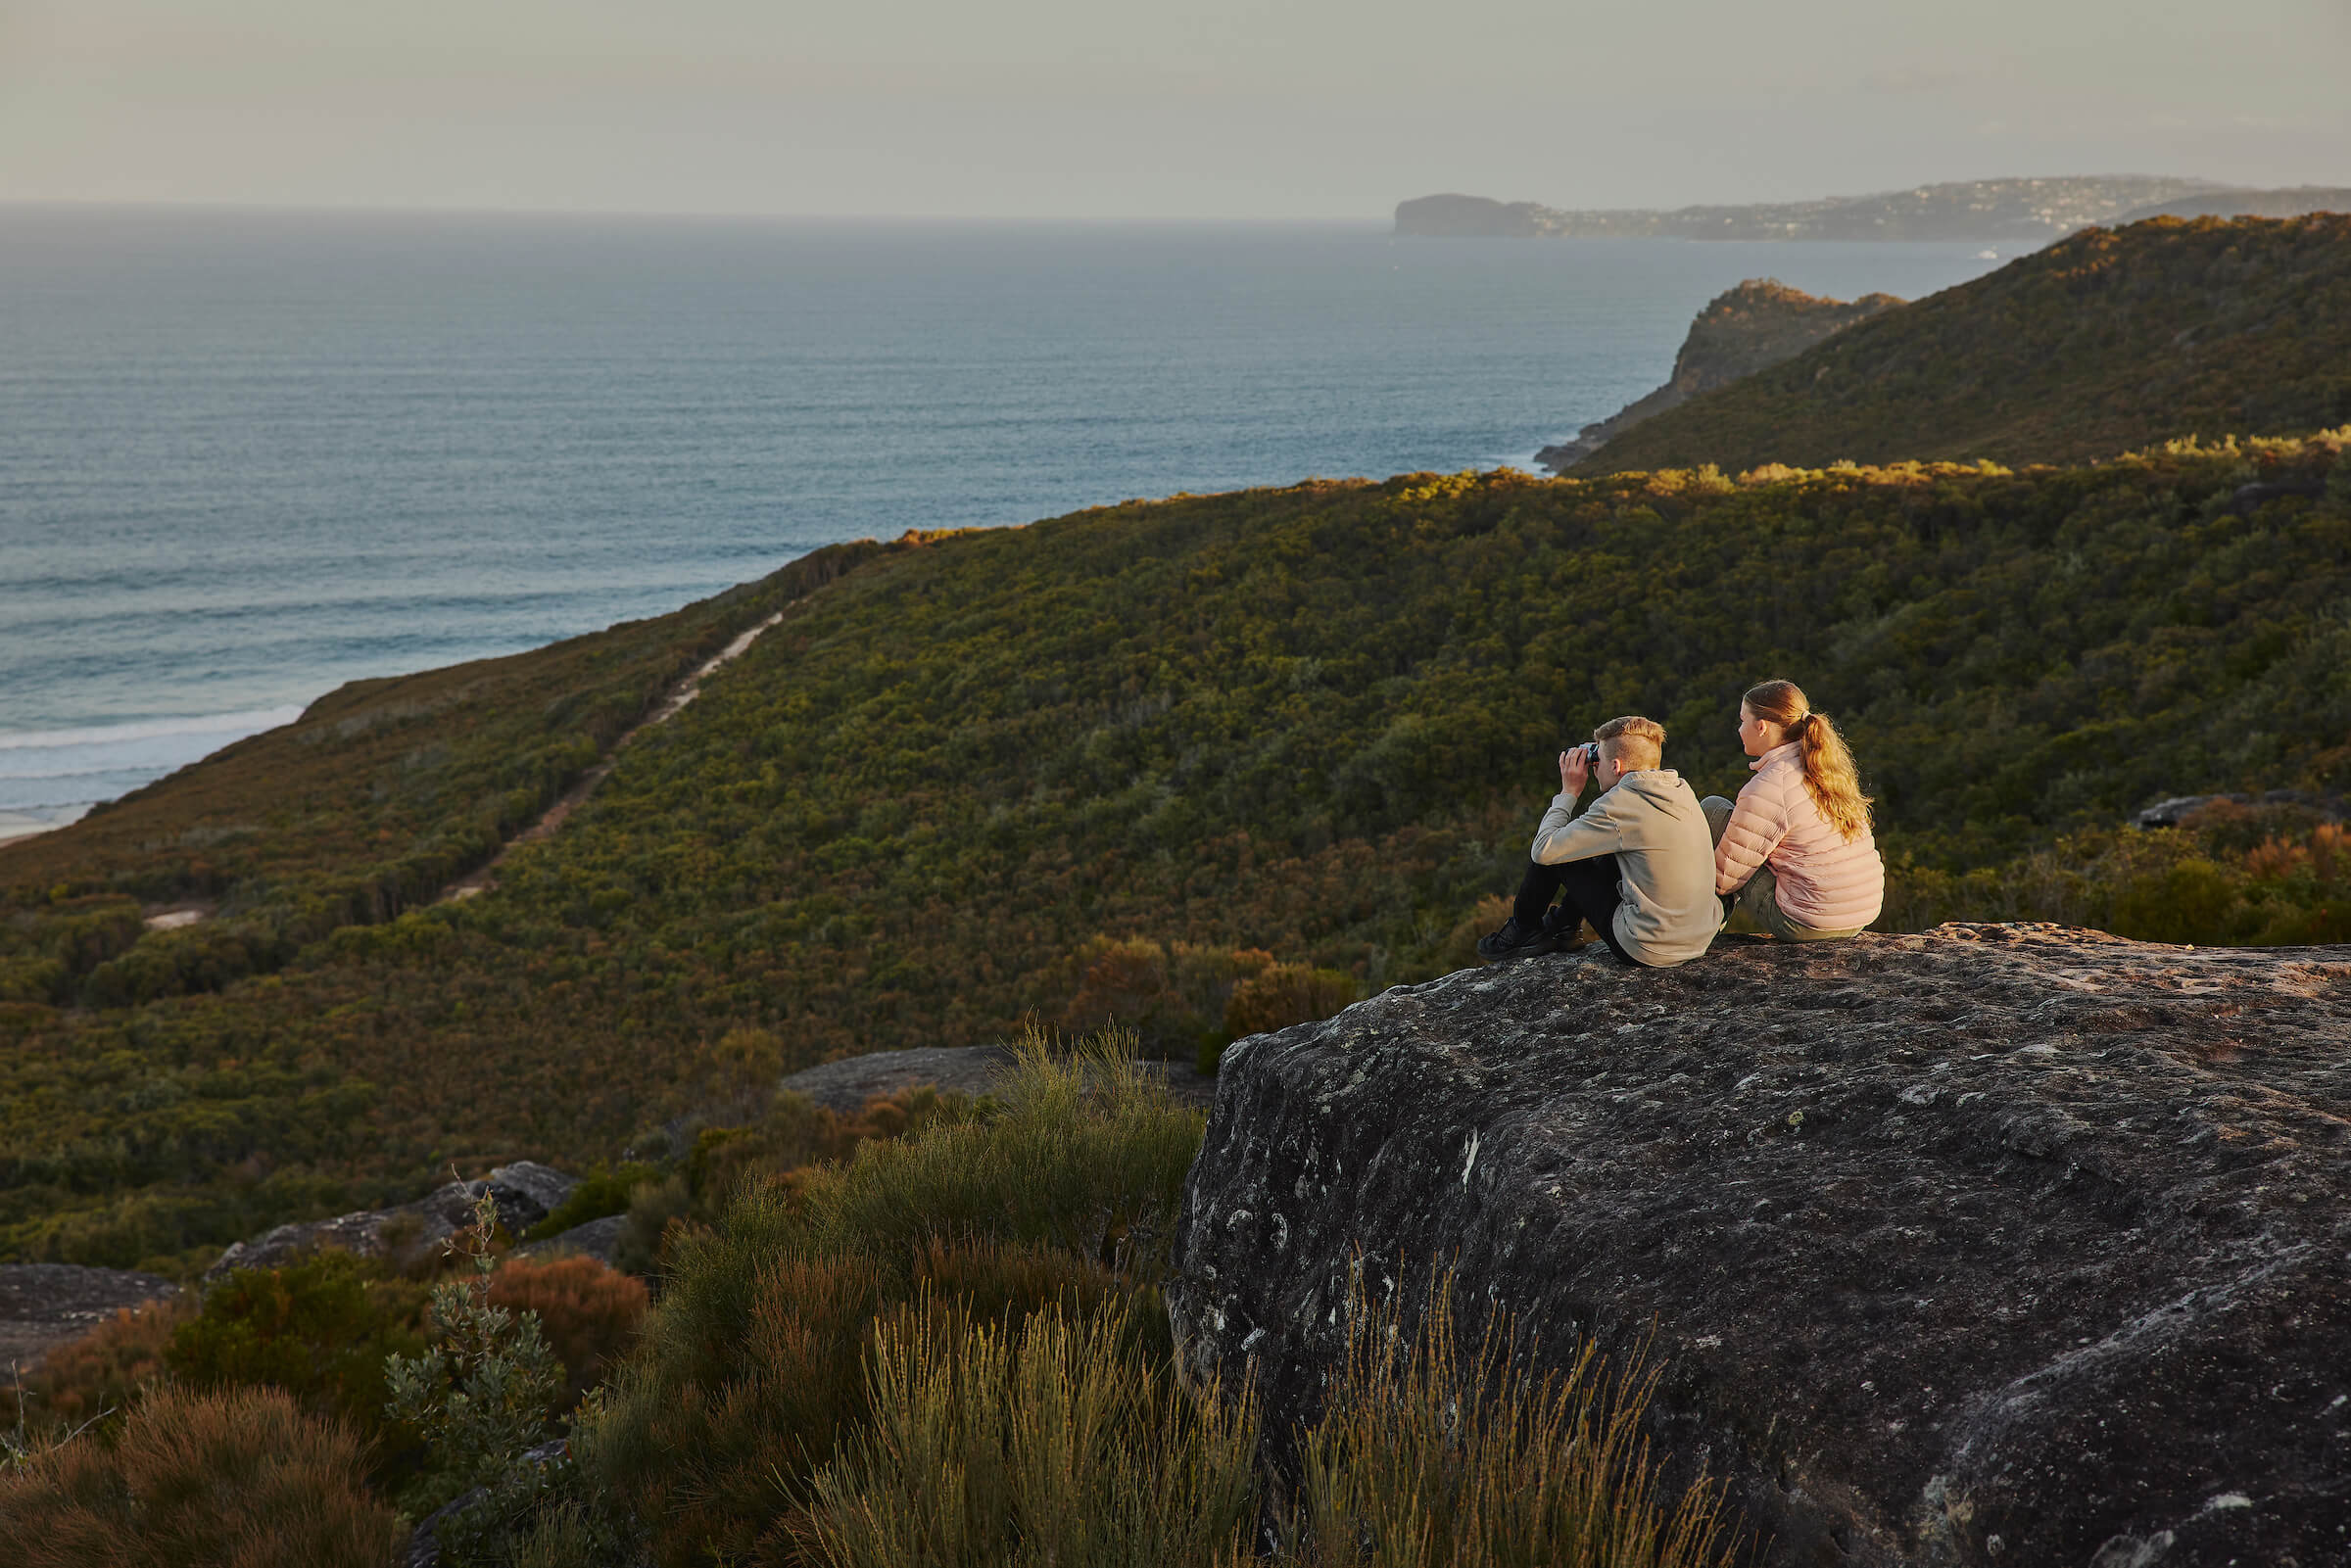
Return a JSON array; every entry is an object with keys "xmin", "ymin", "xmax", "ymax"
[
  {"xmin": 518, "ymin": 1212, "xmax": 627, "ymax": 1265},
  {"xmin": 0, "ymin": 1264, "xmax": 180, "ymax": 1382},
  {"xmin": 779, "ymin": 1044, "xmax": 1217, "ymax": 1113},
  {"xmin": 208, "ymin": 1162, "xmax": 578, "ymax": 1278},
  {"xmin": 1170, "ymin": 924, "xmax": 2351, "ymax": 1567},
  {"xmin": 779, "ymin": 1045, "xmax": 1021, "ymax": 1112}
]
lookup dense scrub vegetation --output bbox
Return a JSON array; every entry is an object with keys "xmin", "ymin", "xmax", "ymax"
[
  {"xmin": 1578, "ymin": 216, "xmax": 2351, "ymax": 474},
  {"xmin": 3, "ymin": 436, "xmax": 2347, "ymax": 1266}
]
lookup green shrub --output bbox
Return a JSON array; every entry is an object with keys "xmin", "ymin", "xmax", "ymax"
[
  {"xmin": 384, "ymin": 1190, "xmax": 565, "ymax": 1519},
  {"xmin": 1063, "ymin": 939, "xmax": 1282, "ymax": 1061},
  {"xmin": 524, "ymin": 1163, "xmax": 659, "ymax": 1242},
  {"xmin": 0, "ymin": 1386, "xmax": 403, "ymax": 1568},
  {"xmin": 165, "ymin": 1251, "xmax": 427, "ymax": 1461},
  {"xmin": 612, "ymin": 1174, "xmax": 695, "ymax": 1280},
  {"xmin": 685, "ymin": 1086, "xmax": 963, "ymax": 1212},
  {"xmin": 1879, "ymin": 810, "xmax": 2351, "ymax": 944},
  {"xmin": 2111, "ymin": 857, "xmax": 2241, "ymax": 944},
  {"xmin": 787, "ymin": 1028, "xmax": 1203, "ymax": 1274},
  {"xmin": 1223, "ymin": 962, "xmax": 1363, "ymax": 1042}
]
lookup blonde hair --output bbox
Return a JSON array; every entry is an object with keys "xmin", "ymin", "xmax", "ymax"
[
  {"xmin": 1743, "ymin": 680, "xmax": 1872, "ymax": 840},
  {"xmin": 1593, "ymin": 714, "xmax": 1665, "ymax": 771}
]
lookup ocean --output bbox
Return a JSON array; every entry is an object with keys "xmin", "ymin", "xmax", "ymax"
[{"xmin": 0, "ymin": 207, "xmax": 2011, "ymax": 840}]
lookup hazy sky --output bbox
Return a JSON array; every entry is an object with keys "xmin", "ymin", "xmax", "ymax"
[{"xmin": 3, "ymin": 0, "xmax": 2345, "ymax": 218}]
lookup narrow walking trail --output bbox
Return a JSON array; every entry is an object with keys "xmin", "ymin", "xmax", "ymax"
[{"xmin": 440, "ymin": 608, "xmax": 787, "ymax": 903}]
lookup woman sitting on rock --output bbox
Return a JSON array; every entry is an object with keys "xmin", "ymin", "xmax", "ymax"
[{"xmin": 1703, "ymin": 680, "xmax": 1884, "ymax": 940}]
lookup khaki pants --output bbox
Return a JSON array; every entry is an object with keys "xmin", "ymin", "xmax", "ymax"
[{"xmin": 1701, "ymin": 796, "xmax": 1864, "ymax": 942}]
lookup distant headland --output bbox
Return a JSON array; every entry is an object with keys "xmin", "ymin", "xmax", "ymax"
[{"xmin": 1396, "ymin": 176, "xmax": 2351, "ymax": 242}]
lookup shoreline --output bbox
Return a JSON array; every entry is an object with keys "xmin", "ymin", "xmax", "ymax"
[{"xmin": 0, "ymin": 806, "xmax": 87, "ymax": 847}]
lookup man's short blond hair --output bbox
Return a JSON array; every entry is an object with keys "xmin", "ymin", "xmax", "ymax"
[{"xmin": 1593, "ymin": 715, "xmax": 1666, "ymax": 771}]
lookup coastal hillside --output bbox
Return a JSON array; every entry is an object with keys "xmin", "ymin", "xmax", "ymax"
[
  {"xmin": 1576, "ymin": 214, "xmax": 2351, "ymax": 474},
  {"xmin": 1535, "ymin": 280, "xmax": 1901, "ymax": 470},
  {"xmin": 1395, "ymin": 175, "xmax": 2222, "ymax": 241},
  {"xmin": 2, "ymin": 440, "xmax": 2345, "ymax": 1270}
]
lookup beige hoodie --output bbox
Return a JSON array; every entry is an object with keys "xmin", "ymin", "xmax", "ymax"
[{"xmin": 1530, "ymin": 769, "xmax": 1724, "ymax": 967}]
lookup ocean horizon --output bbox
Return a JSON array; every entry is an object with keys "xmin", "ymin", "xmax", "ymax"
[{"xmin": 0, "ymin": 206, "xmax": 2015, "ymax": 842}]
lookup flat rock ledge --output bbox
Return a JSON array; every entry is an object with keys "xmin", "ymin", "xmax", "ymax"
[
  {"xmin": 0, "ymin": 1264, "xmax": 180, "ymax": 1384},
  {"xmin": 779, "ymin": 1044, "xmax": 1218, "ymax": 1114},
  {"xmin": 1169, "ymin": 925, "xmax": 2351, "ymax": 1568}
]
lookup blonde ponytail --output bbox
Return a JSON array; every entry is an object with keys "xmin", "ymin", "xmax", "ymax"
[{"xmin": 1744, "ymin": 681, "xmax": 1872, "ymax": 840}]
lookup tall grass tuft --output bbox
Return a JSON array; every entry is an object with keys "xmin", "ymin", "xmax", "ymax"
[
  {"xmin": 799, "ymin": 1294, "xmax": 1260, "ymax": 1568},
  {"xmin": 1283, "ymin": 1278, "xmax": 1731, "ymax": 1568},
  {"xmin": 0, "ymin": 1385, "xmax": 403, "ymax": 1568}
]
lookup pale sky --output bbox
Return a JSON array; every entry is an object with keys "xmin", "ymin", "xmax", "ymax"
[{"xmin": 2, "ymin": 0, "xmax": 2345, "ymax": 218}]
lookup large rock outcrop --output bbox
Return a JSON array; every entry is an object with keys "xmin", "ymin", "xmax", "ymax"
[
  {"xmin": 206, "ymin": 1161, "xmax": 577, "ymax": 1278},
  {"xmin": 1170, "ymin": 926, "xmax": 2351, "ymax": 1567}
]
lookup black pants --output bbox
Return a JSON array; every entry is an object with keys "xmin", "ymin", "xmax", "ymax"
[{"xmin": 1511, "ymin": 854, "xmax": 1638, "ymax": 966}]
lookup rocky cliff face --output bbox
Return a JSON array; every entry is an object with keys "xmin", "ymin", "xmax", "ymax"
[
  {"xmin": 1538, "ymin": 281, "xmax": 1902, "ymax": 470},
  {"xmin": 1170, "ymin": 926, "xmax": 2351, "ymax": 1567}
]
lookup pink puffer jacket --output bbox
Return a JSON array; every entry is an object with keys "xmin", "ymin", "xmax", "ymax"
[{"xmin": 1714, "ymin": 742, "xmax": 1885, "ymax": 930}]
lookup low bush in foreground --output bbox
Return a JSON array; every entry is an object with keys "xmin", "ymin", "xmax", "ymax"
[{"xmin": 0, "ymin": 1386, "xmax": 402, "ymax": 1568}]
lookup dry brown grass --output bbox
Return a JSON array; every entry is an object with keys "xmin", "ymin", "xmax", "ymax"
[{"xmin": 0, "ymin": 1385, "xmax": 403, "ymax": 1568}]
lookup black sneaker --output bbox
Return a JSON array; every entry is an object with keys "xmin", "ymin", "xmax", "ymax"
[
  {"xmin": 1541, "ymin": 907, "xmax": 1592, "ymax": 949},
  {"xmin": 1475, "ymin": 917, "xmax": 1558, "ymax": 962}
]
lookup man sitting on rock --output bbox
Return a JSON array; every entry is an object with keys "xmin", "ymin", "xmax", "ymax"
[{"xmin": 1475, "ymin": 715, "xmax": 1724, "ymax": 967}]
